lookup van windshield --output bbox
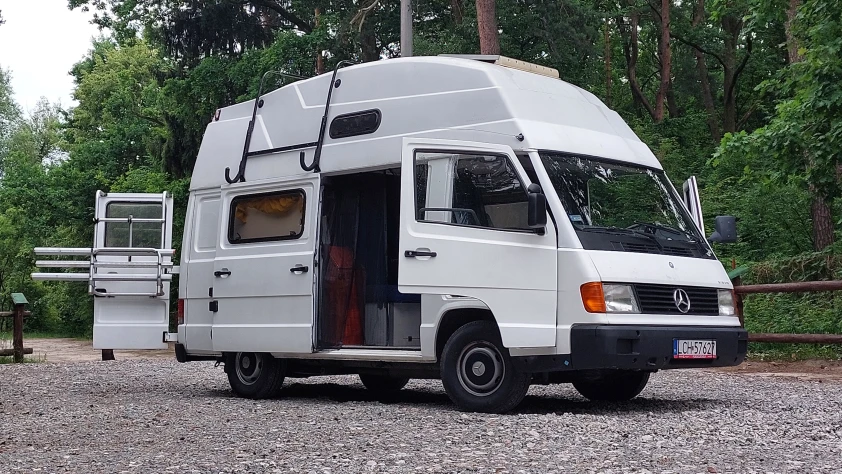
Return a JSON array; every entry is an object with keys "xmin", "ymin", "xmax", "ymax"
[{"xmin": 539, "ymin": 152, "xmax": 713, "ymax": 258}]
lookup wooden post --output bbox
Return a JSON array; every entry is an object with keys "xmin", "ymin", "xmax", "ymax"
[{"xmin": 11, "ymin": 293, "xmax": 28, "ymax": 363}]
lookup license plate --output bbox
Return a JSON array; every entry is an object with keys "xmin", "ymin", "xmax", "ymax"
[{"xmin": 673, "ymin": 339, "xmax": 717, "ymax": 359}]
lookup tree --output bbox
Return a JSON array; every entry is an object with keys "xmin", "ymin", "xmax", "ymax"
[
  {"xmin": 717, "ymin": 0, "xmax": 842, "ymax": 250},
  {"xmin": 0, "ymin": 67, "xmax": 22, "ymax": 170},
  {"xmin": 67, "ymin": 40, "xmax": 169, "ymax": 179},
  {"xmin": 476, "ymin": 0, "xmax": 500, "ymax": 54}
]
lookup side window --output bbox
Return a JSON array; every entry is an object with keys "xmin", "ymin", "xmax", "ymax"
[
  {"xmin": 414, "ymin": 152, "xmax": 531, "ymax": 231},
  {"xmin": 228, "ymin": 190, "xmax": 305, "ymax": 244},
  {"xmin": 195, "ymin": 196, "xmax": 220, "ymax": 252},
  {"xmin": 105, "ymin": 202, "xmax": 164, "ymax": 248}
]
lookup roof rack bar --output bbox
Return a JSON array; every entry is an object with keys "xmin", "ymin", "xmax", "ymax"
[{"xmin": 438, "ymin": 54, "xmax": 560, "ymax": 79}]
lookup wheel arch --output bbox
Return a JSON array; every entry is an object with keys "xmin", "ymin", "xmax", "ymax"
[{"xmin": 435, "ymin": 307, "xmax": 499, "ymax": 360}]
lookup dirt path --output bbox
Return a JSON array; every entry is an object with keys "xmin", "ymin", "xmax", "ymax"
[
  {"xmin": 18, "ymin": 338, "xmax": 174, "ymax": 363},
  {"xmin": 710, "ymin": 358, "xmax": 842, "ymax": 382}
]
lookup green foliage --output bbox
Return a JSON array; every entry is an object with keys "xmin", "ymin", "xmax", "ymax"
[
  {"xmin": 717, "ymin": 0, "xmax": 842, "ymax": 201},
  {"xmin": 0, "ymin": 0, "xmax": 837, "ymax": 343}
]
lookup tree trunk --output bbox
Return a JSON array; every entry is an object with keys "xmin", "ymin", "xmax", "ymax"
[
  {"xmin": 811, "ymin": 195, "xmax": 834, "ymax": 250},
  {"xmin": 476, "ymin": 0, "xmax": 500, "ymax": 54},
  {"xmin": 604, "ymin": 19, "xmax": 612, "ymax": 107},
  {"xmin": 360, "ymin": 20, "xmax": 380, "ymax": 62},
  {"xmin": 315, "ymin": 8, "xmax": 324, "ymax": 75},
  {"xmin": 452, "ymin": 0, "xmax": 464, "ymax": 24},
  {"xmin": 721, "ymin": 14, "xmax": 739, "ymax": 133},
  {"xmin": 785, "ymin": 0, "xmax": 803, "ymax": 63},
  {"xmin": 617, "ymin": 10, "xmax": 656, "ymax": 118},
  {"xmin": 784, "ymin": 0, "xmax": 833, "ymax": 249},
  {"xmin": 692, "ymin": 0, "xmax": 720, "ymax": 142},
  {"xmin": 666, "ymin": 79, "xmax": 680, "ymax": 118},
  {"xmin": 653, "ymin": 0, "xmax": 671, "ymax": 122}
]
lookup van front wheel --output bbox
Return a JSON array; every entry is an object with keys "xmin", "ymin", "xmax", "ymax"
[
  {"xmin": 572, "ymin": 370, "xmax": 650, "ymax": 402},
  {"xmin": 226, "ymin": 352, "xmax": 286, "ymax": 399},
  {"xmin": 440, "ymin": 321, "xmax": 530, "ymax": 413}
]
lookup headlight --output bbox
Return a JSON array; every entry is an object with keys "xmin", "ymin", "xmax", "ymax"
[
  {"xmin": 718, "ymin": 289, "xmax": 736, "ymax": 316},
  {"xmin": 603, "ymin": 284, "xmax": 640, "ymax": 313}
]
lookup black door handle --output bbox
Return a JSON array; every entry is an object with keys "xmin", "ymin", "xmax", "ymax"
[
  {"xmin": 290, "ymin": 265, "xmax": 309, "ymax": 273},
  {"xmin": 404, "ymin": 250, "xmax": 437, "ymax": 258},
  {"xmin": 213, "ymin": 270, "xmax": 231, "ymax": 277}
]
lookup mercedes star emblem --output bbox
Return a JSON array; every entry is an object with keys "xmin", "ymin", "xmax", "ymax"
[{"xmin": 673, "ymin": 288, "xmax": 691, "ymax": 313}]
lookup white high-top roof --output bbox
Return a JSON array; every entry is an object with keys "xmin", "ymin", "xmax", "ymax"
[{"xmin": 191, "ymin": 56, "xmax": 660, "ymax": 190}]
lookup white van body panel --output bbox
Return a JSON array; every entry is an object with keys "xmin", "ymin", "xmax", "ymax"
[
  {"xmin": 398, "ymin": 138, "xmax": 558, "ymax": 348},
  {"xmin": 189, "ymin": 57, "xmax": 661, "ymax": 193},
  {"xmin": 173, "ymin": 56, "xmax": 741, "ymax": 361},
  {"xmin": 210, "ymin": 176, "xmax": 319, "ymax": 353},
  {"xmin": 179, "ymin": 190, "xmax": 220, "ymax": 353}
]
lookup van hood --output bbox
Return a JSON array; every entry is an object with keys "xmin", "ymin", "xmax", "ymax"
[{"xmin": 586, "ymin": 250, "xmax": 733, "ymax": 289}]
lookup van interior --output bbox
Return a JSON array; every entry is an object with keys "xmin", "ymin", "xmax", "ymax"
[{"xmin": 317, "ymin": 168, "xmax": 422, "ymax": 350}]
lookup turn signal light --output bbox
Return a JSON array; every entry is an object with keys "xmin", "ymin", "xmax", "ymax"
[{"xmin": 580, "ymin": 282, "xmax": 607, "ymax": 313}]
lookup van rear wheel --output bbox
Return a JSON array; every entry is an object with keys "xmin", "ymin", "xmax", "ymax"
[
  {"xmin": 440, "ymin": 321, "xmax": 530, "ymax": 413},
  {"xmin": 226, "ymin": 352, "xmax": 286, "ymax": 399},
  {"xmin": 359, "ymin": 374, "xmax": 410, "ymax": 393},
  {"xmin": 572, "ymin": 370, "xmax": 650, "ymax": 402}
]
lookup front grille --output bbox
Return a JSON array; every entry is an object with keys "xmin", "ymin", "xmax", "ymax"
[
  {"xmin": 621, "ymin": 242, "xmax": 695, "ymax": 258},
  {"xmin": 635, "ymin": 284, "xmax": 720, "ymax": 315}
]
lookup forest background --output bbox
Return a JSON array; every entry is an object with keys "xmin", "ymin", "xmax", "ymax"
[{"xmin": 0, "ymin": 0, "xmax": 840, "ymax": 357}]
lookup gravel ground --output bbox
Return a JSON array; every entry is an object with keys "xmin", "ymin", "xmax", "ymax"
[{"xmin": 1, "ymin": 360, "xmax": 840, "ymax": 474}]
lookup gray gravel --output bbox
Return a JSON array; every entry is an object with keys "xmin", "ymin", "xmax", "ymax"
[{"xmin": 1, "ymin": 360, "xmax": 840, "ymax": 474}]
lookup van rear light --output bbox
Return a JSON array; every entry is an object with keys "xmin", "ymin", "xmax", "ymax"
[{"xmin": 177, "ymin": 299, "xmax": 185, "ymax": 325}]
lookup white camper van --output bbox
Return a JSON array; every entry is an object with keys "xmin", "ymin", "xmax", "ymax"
[{"xmin": 34, "ymin": 55, "xmax": 747, "ymax": 413}]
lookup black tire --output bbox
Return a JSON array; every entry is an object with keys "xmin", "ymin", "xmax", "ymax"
[
  {"xmin": 440, "ymin": 320, "xmax": 531, "ymax": 413},
  {"xmin": 572, "ymin": 370, "xmax": 650, "ymax": 402},
  {"xmin": 226, "ymin": 352, "xmax": 286, "ymax": 399},
  {"xmin": 359, "ymin": 374, "xmax": 410, "ymax": 393}
]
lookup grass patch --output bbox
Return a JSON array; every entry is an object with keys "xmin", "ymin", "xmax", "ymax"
[
  {"xmin": 0, "ymin": 331, "xmax": 82, "ymax": 340},
  {"xmin": 0, "ymin": 353, "xmax": 47, "ymax": 364},
  {"xmin": 747, "ymin": 343, "xmax": 842, "ymax": 361}
]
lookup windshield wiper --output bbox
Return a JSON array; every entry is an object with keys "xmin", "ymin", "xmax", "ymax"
[
  {"xmin": 630, "ymin": 222, "xmax": 697, "ymax": 241},
  {"xmin": 629, "ymin": 222, "xmax": 711, "ymax": 255},
  {"xmin": 576, "ymin": 226, "xmax": 664, "ymax": 250}
]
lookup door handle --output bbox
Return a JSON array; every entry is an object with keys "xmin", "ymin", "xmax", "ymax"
[
  {"xmin": 290, "ymin": 265, "xmax": 309, "ymax": 274},
  {"xmin": 213, "ymin": 269, "xmax": 231, "ymax": 277},
  {"xmin": 404, "ymin": 250, "xmax": 437, "ymax": 258}
]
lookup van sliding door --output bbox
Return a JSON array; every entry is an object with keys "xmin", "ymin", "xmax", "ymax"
[
  {"xmin": 398, "ymin": 139, "xmax": 559, "ymax": 348},
  {"xmin": 211, "ymin": 177, "xmax": 319, "ymax": 353}
]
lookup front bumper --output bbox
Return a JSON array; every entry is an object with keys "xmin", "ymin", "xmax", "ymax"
[{"xmin": 514, "ymin": 325, "xmax": 748, "ymax": 372}]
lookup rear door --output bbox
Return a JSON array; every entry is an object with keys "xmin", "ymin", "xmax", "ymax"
[
  {"xmin": 92, "ymin": 192, "xmax": 174, "ymax": 349},
  {"xmin": 399, "ymin": 138, "xmax": 558, "ymax": 348},
  {"xmin": 211, "ymin": 177, "xmax": 319, "ymax": 353}
]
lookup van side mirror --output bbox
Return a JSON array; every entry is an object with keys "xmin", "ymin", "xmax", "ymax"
[
  {"xmin": 527, "ymin": 184, "xmax": 547, "ymax": 229},
  {"xmin": 708, "ymin": 216, "xmax": 737, "ymax": 244}
]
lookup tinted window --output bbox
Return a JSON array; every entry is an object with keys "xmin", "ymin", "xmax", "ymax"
[
  {"xmin": 329, "ymin": 110, "xmax": 381, "ymax": 139},
  {"xmin": 228, "ymin": 190, "xmax": 305, "ymax": 244},
  {"xmin": 414, "ymin": 152, "xmax": 530, "ymax": 231}
]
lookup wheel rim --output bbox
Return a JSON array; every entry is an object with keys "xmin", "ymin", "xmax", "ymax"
[
  {"xmin": 235, "ymin": 352, "xmax": 263, "ymax": 386},
  {"xmin": 456, "ymin": 341, "xmax": 505, "ymax": 397}
]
